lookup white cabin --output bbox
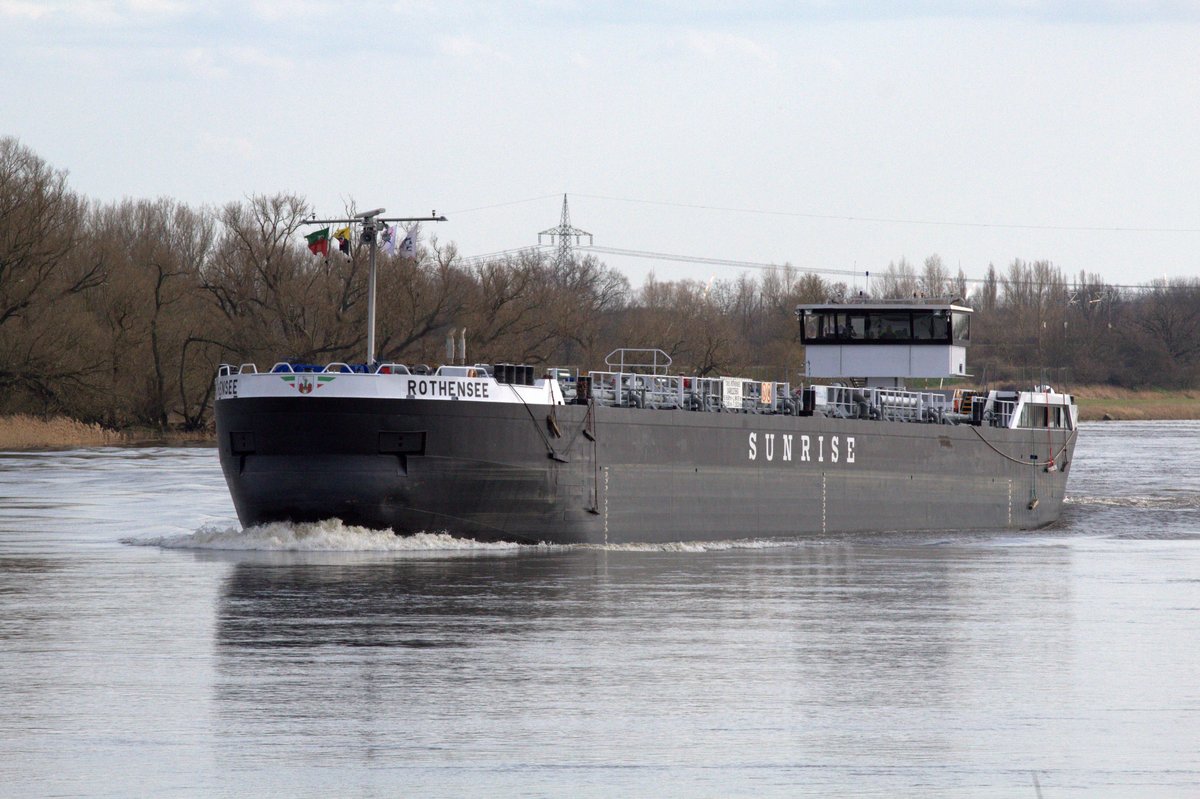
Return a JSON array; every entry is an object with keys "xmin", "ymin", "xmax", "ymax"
[{"xmin": 796, "ymin": 299, "xmax": 972, "ymax": 383}]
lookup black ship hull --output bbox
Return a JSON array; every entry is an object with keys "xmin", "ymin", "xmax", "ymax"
[{"xmin": 216, "ymin": 396, "xmax": 1075, "ymax": 545}]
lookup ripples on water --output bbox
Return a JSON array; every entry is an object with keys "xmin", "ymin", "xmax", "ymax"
[{"xmin": 1, "ymin": 423, "xmax": 1199, "ymax": 798}]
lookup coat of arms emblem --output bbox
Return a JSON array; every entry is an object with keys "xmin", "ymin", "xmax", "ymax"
[{"xmin": 280, "ymin": 373, "xmax": 334, "ymax": 394}]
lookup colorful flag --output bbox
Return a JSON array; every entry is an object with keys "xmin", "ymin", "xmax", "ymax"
[
  {"xmin": 383, "ymin": 225, "xmax": 396, "ymax": 256},
  {"xmin": 334, "ymin": 226, "xmax": 352, "ymax": 255},
  {"xmin": 305, "ymin": 227, "xmax": 330, "ymax": 256}
]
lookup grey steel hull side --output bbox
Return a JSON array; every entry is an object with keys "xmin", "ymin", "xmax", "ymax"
[{"xmin": 215, "ymin": 397, "xmax": 1076, "ymax": 544}]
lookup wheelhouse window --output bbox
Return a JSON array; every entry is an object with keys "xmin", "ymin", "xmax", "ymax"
[
  {"xmin": 803, "ymin": 313, "xmax": 820, "ymax": 341},
  {"xmin": 868, "ymin": 312, "xmax": 912, "ymax": 340},
  {"xmin": 952, "ymin": 311, "xmax": 971, "ymax": 343},
  {"xmin": 801, "ymin": 308, "xmax": 964, "ymax": 344},
  {"xmin": 847, "ymin": 314, "xmax": 868, "ymax": 339},
  {"xmin": 1018, "ymin": 402, "xmax": 1072, "ymax": 429},
  {"xmin": 912, "ymin": 311, "xmax": 950, "ymax": 341}
]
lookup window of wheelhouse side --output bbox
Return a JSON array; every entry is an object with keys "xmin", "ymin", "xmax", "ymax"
[
  {"xmin": 952, "ymin": 311, "xmax": 971, "ymax": 343},
  {"xmin": 803, "ymin": 311, "xmax": 864, "ymax": 342},
  {"xmin": 821, "ymin": 312, "xmax": 839, "ymax": 339},
  {"xmin": 932, "ymin": 311, "xmax": 950, "ymax": 341},
  {"xmin": 913, "ymin": 311, "xmax": 951, "ymax": 342},
  {"xmin": 803, "ymin": 312, "xmax": 820, "ymax": 342},
  {"xmin": 1019, "ymin": 403, "xmax": 1045, "ymax": 428},
  {"xmin": 1018, "ymin": 403, "xmax": 1072, "ymax": 429}
]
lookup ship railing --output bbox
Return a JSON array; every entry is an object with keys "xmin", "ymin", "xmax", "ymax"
[
  {"xmin": 982, "ymin": 398, "xmax": 1018, "ymax": 428},
  {"xmin": 271, "ymin": 361, "xmax": 398, "ymax": 375},
  {"xmin": 223, "ymin": 361, "xmax": 415, "ymax": 377},
  {"xmin": 815, "ymin": 385, "xmax": 953, "ymax": 423},
  {"xmin": 587, "ymin": 371, "xmax": 709, "ymax": 409},
  {"xmin": 603, "ymin": 348, "xmax": 674, "ymax": 376},
  {"xmin": 586, "ymin": 370, "xmax": 793, "ymax": 413},
  {"xmin": 266, "ymin": 361, "xmax": 363, "ymax": 374}
]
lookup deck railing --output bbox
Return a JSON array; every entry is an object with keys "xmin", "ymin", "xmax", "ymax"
[
  {"xmin": 218, "ymin": 362, "xmax": 1066, "ymax": 430},
  {"xmin": 816, "ymin": 385, "xmax": 953, "ymax": 423},
  {"xmin": 585, "ymin": 371, "xmax": 792, "ymax": 413}
]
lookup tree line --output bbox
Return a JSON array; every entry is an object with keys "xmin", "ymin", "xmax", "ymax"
[
  {"xmin": 2, "ymin": 137, "xmax": 1197, "ymax": 430},
  {"xmin": 871, "ymin": 254, "xmax": 1200, "ymax": 388}
]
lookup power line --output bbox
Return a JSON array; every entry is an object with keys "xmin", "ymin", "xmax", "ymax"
[
  {"xmin": 574, "ymin": 192, "xmax": 1200, "ymax": 235},
  {"xmin": 586, "ymin": 244, "xmax": 1184, "ymax": 291},
  {"xmin": 457, "ymin": 245, "xmax": 547, "ymax": 264},
  {"xmin": 457, "ymin": 242, "xmax": 858, "ymax": 278},
  {"xmin": 460, "ymin": 241, "xmax": 1176, "ymax": 292},
  {"xmin": 451, "ymin": 195, "xmax": 1181, "ymax": 290},
  {"xmin": 446, "ymin": 194, "xmax": 562, "ymax": 215},
  {"xmin": 583, "ymin": 245, "xmax": 864, "ymax": 278}
]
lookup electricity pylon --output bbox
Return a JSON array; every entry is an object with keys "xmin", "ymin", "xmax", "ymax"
[{"xmin": 538, "ymin": 194, "xmax": 592, "ymax": 268}]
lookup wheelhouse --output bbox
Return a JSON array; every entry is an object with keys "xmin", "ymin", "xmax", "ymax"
[
  {"xmin": 799, "ymin": 303, "xmax": 971, "ymax": 346},
  {"xmin": 796, "ymin": 298, "xmax": 973, "ymax": 381}
]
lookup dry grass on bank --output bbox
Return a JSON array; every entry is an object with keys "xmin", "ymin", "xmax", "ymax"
[
  {"xmin": 1071, "ymin": 386, "xmax": 1200, "ymax": 421},
  {"xmin": 0, "ymin": 415, "xmax": 214, "ymax": 450},
  {"xmin": 0, "ymin": 415, "xmax": 120, "ymax": 450}
]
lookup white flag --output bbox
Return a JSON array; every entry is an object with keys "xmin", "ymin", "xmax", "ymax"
[
  {"xmin": 383, "ymin": 225, "xmax": 396, "ymax": 255},
  {"xmin": 399, "ymin": 227, "xmax": 416, "ymax": 259}
]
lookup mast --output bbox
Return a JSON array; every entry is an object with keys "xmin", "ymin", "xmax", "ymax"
[{"xmin": 304, "ymin": 207, "xmax": 447, "ymax": 365}]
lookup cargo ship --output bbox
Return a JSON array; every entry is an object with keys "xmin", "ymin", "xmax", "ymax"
[{"xmin": 214, "ymin": 295, "xmax": 1077, "ymax": 544}]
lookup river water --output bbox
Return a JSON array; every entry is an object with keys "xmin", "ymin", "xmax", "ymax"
[{"xmin": 0, "ymin": 421, "xmax": 1197, "ymax": 798}]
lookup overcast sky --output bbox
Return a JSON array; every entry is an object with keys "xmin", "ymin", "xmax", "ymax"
[{"xmin": 4, "ymin": 0, "xmax": 1199, "ymax": 289}]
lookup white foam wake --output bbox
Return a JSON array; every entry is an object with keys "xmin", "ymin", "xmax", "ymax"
[
  {"xmin": 127, "ymin": 519, "xmax": 522, "ymax": 552},
  {"xmin": 124, "ymin": 520, "xmax": 819, "ymax": 554}
]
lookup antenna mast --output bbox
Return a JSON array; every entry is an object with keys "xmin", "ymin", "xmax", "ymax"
[{"xmin": 304, "ymin": 208, "xmax": 447, "ymax": 366}]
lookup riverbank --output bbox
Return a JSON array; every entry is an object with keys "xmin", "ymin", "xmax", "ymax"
[
  {"xmin": 1072, "ymin": 386, "xmax": 1200, "ymax": 421},
  {"xmin": 2, "ymin": 391, "xmax": 1197, "ymax": 450},
  {"xmin": 0, "ymin": 415, "xmax": 212, "ymax": 451}
]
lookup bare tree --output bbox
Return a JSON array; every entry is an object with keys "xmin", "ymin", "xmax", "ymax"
[
  {"xmin": 374, "ymin": 237, "xmax": 470, "ymax": 363},
  {"xmin": 463, "ymin": 251, "xmax": 558, "ymax": 363},
  {"xmin": 920, "ymin": 254, "xmax": 951, "ymax": 297},
  {"xmin": 878, "ymin": 258, "xmax": 919, "ymax": 298},
  {"xmin": 1136, "ymin": 278, "xmax": 1200, "ymax": 374},
  {"xmin": 0, "ymin": 138, "xmax": 92, "ymax": 409}
]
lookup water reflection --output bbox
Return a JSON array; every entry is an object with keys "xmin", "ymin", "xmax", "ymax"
[
  {"xmin": 0, "ymin": 556, "xmax": 66, "ymax": 643},
  {"xmin": 208, "ymin": 540, "xmax": 1076, "ymax": 782},
  {"xmin": 216, "ymin": 553, "xmax": 580, "ymax": 651}
]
